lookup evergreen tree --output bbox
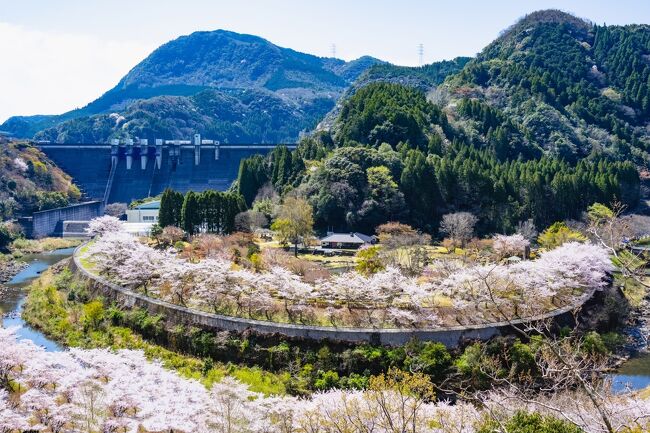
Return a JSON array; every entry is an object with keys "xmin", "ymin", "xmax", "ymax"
[
  {"xmin": 181, "ymin": 191, "xmax": 201, "ymax": 235},
  {"xmin": 400, "ymin": 150, "xmax": 442, "ymax": 232},
  {"xmin": 237, "ymin": 155, "xmax": 268, "ymax": 207},
  {"xmin": 159, "ymin": 188, "xmax": 184, "ymax": 227}
]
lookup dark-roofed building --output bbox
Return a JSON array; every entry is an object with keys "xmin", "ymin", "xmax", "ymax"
[{"xmin": 319, "ymin": 232, "xmax": 375, "ymax": 250}]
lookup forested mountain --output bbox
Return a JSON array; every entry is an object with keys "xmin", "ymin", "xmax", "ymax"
[
  {"xmin": 445, "ymin": 10, "xmax": 650, "ymax": 163},
  {"xmin": 352, "ymin": 57, "xmax": 471, "ymax": 91},
  {"xmin": 31, "ymin": 89, "xmax": 338, "ymax": 144},
  {"xmin": 314, "ymin": 57, "xmax": 470, "ymax": 131},
  {"xmin": 1, "ymin": 30, "xmax": 382, "ymax": 143},
  {"xmin": 236, "ymin": 10, "xmax": 648, "ymax": 235}
]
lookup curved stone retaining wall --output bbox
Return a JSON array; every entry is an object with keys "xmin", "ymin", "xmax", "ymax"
[{"xmin": 71, "ymin": 246, "xmax": 597, "ymax": 347}]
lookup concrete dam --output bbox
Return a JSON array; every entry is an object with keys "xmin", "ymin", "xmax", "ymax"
[{"xmin": 37, "ymin": 136, "xmax": 295, "ymax": 204}]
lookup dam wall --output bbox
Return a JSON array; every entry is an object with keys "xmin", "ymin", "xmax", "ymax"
[
  {"xmin": 21, "ymin": 201, "xmax": 103, "ymax": 238},
  {"xmin": 37, "ymin": 141, "xmax": 292, "ymax": 204}
]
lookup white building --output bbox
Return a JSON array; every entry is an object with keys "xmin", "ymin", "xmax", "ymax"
[
  {"xmin": 122, "ymin": 222, "xmax": 154, "ymax": 236},
  {"xmin": 126, "ymin": 201, "xmax": 160, "ymax": 223}
]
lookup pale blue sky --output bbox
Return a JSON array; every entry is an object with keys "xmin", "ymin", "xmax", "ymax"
[{"xmin": 1, "ymin": 0, "xmax": 649, "ymax": 122}]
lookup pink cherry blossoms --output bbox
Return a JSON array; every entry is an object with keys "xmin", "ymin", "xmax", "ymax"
[
  {"xmin": 492, "ymin": 233, "xmax": 530, "ymax": 258},
  {"xmin": 83, "ymin": 228, "xmax": 613, "ymax": 328},
  {"xmin": 0, "ymin": 327, "xmax": 648, "ymax": 433},
  {"xmin": 85, "ymin": 215, "xmax": 124, "ymax": 237}
]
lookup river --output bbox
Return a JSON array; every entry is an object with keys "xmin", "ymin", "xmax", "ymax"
[
  {"xmin": 612, "ymin": 353, "xmax": 650, "ymax": 392},
  {"xmin": 0, "ymin": 247, "xmax": 75, "ymax": 352}
]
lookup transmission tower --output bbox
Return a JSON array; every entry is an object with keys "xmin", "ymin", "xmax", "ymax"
[
  {"xmin": 418, "ymin": 43, "xmax": 424, "ymax": 66},
  {"xmin": 330, "ymin": 43, "xmax": 337, "ymax": 58}
]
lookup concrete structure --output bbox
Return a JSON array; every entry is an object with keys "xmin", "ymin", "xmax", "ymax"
[
  {"xmin": 62, "ymin": 221, "xmax": 91, "ymax": 238},
  {"xmin": 126, "ymin": 201, "xmax": 160, "ymax": 223},
  {"xmin": 320, "ymin": 232, "xmax": 375, "ymax": 250},
  {"xmin": 35, "ymin": 140, "xmax": 296, "ymax": 205},
  {"xmin": 20, "ymin": 201, "xmax": 103, "ymax": 238},
  {"xmin": 122, "ymin": 223, "xmax": 154, "ymax": 236},
  {"xmin": 72, "ymin": 244, "xmax": 597, "ymax": 348}
]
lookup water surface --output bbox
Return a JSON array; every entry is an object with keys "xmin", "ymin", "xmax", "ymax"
[
  {"xmin": 611, "ymin": 352, "xmax": 650, "ymax": 392},
  {"xmin": 0, "ymin": 247, "xmax": 75, "ymax": 351}
]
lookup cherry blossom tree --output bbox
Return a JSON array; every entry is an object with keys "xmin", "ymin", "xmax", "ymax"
[
  {"xmin": 492, "ymin": 233, "xmax": 530, "ymax": 259},
  {"xmin": 1, "ymin": 326, "xmax": 650, "ymax": 433},
  {"xmin": 82, "ymin": 232, "xmax": 613, "ymax": 329},
  {"xmin": 85, "ymin": 215, "xmax": 123, "ymax": 237}
]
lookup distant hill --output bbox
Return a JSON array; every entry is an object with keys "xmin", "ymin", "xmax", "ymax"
[
  {"xmin": 439, "ymin": 9, "xmax": 650, "ymax": 163},
  {"xmin": 1, "ymin": 30, "xmax": 382, "ymax": 143},
  {"xmin": 353, "ymin": 57, "xmax": 471, "ymax": 91},
  {"xmin": 321, "ymin": 10, "xmax": 650, "ymax": 164}
]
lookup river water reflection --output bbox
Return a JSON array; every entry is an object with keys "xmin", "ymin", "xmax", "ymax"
[{"xmin": 0, "ymin": 247, "xmax": 75, "ymax": 352}]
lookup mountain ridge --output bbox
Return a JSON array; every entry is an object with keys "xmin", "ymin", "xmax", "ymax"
[
  {"xmin": 3, "ymin": 9, "xmax": 649, "ymax": 158},
  {"xmin": 1, "ymin": 29, "xmax": 384, "ymax": 143}
]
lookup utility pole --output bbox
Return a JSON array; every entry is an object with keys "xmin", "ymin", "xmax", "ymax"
[{"xmin": 418, "ymin": 43, "xmax": 424, "ymax": 66}]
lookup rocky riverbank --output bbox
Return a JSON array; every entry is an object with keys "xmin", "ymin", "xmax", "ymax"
[
  {"xmin": 618, "ymin": 296, "xmax": 650, "ymax": 360},
  {"xmin": 600, "ymin": 280, "xmax": 650, "ymax": 374},
  {"xmin": 0, "ymin": 256, "xmax": 27, "ymax": 284}
]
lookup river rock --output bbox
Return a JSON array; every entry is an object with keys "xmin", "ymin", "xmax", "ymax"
[{"xmin": 0, "ymin": 258, "xmax": 28, "ymax": 284}]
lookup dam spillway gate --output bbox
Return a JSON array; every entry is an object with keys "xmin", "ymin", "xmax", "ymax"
[{"xmin": 36, "ymin": 135, "xmax": 296, "ymax": 205}]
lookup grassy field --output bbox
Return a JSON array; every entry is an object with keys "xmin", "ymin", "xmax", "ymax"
[
  {"xmin": 257, "ymin": 238, "xmax": 462, "ymax": 270},
  {"xmin": 77, "ymin": 241, "xmax": 97, "ymax": 273},
  {"xmin": 10, "ymin": 237, "xmax": 83, "ymax": 255},
  {"xmin": 299, "ymin": 253, "xmax": 358, "ymax": 270}
]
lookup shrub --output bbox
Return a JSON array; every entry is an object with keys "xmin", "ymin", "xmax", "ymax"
[
  {"xmin": 455, "ymin": 343, "xmax": 491, "ymax": 388},
  {"xmin": 339, "ymin": 373, "xmax": 369, "ymax": 390},
  {"xmin": 250, "ymin": 253, "xmax": 264, "ymax": 272},
  {"xmin": 509, "ymin": 340, "xmax": 537, "ymax": 376},
  {"xmin": 314, "ymin": 370, "xmax": 340, "ymax": 390},
  {"xmin": 477, "ymin": 410, "xmax": 584, "ymax": 433},
  {"xmin": 582, "ymin": 331, "xmax": 608, "ymax": 355},
  {"xmin": 355, "ymin": 245, "xmax": 385, "ymax": 275},
  {"xmin": 82, "ymin": 300, "xmax": 105, "ymax": 331},
  {"xmin": 150, "ymin": 224, "xmax": 163, "ymax": 239},
  {"xmin": 406, "ymin": 342, "xmax": 452, "ymax": 379},
  {"xmin": 162, "ymin": 226, "xmax": 185, "ymax": 246},
  {"xmin": 537, "ymin": 222, "xmax": 586, "ymax": 249},
  {"xmin": 0, "ymin": 224, "xmax": 14, "ymax": 251},
  {"xmin": 105, "ymin": 306, "xmax": 124, "ymax": 324},
  {"xmin": 601, "ymin": 332, "xmax": 626, "ymax": 352}
]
